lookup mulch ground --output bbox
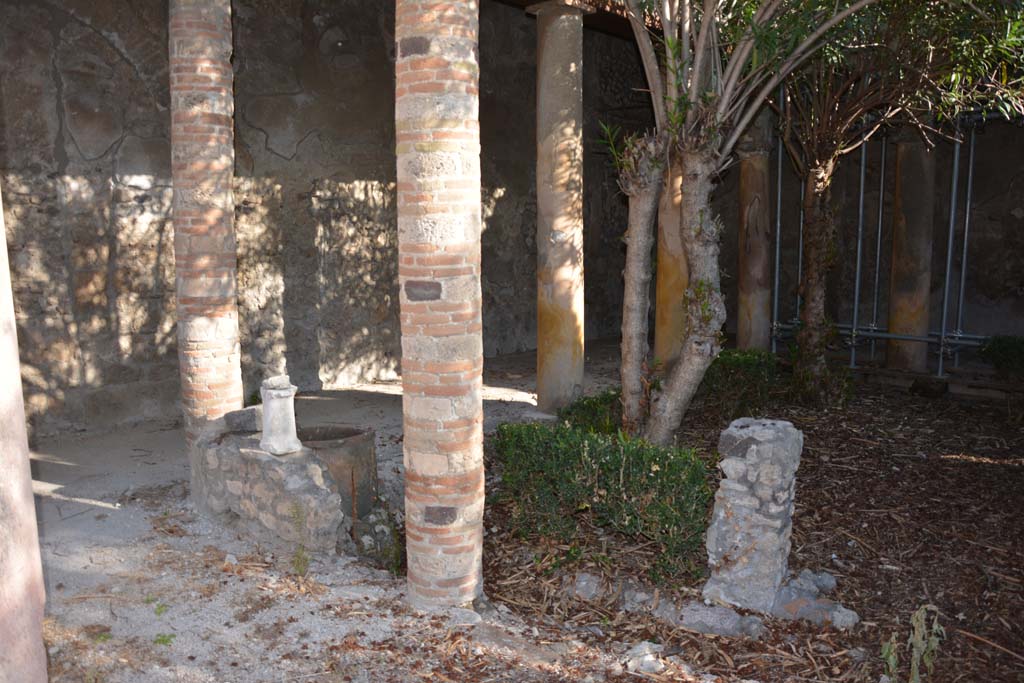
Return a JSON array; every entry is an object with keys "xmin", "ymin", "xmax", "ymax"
[{"xmin": 483, "ymin": 381, "xmax": 1024, "ymax": 682}]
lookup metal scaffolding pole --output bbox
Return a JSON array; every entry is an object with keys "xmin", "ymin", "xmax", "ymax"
[
  {"xmin": 869, "ymin": 136, "xmax": 887, "ymax": 358},
  {"xmin": 938, "ymin": 138, "xmax": 961, "ymax": 377},
  {"xmin": 849, "ymin": 143, "xmax": 868, "ymax": 368},
  {"xmin": 954, "ymin": 127, "xmax": 976, "ymax": 368},
  {"xmin": 771, "ymin": 87, "xmax": 784, "ymax": 353},
  {"xmin": 795, "ymin": 181, "xmax": 805, "ymax": 320}
]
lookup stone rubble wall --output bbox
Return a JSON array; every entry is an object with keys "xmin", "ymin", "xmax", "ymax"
[
  {"xmin": 0, "ymin": 0, "xmax": 651, "ymax": 437},
  {"xmin": 193, "ymin": 431, "xmax": 350, "ymax": 553}
]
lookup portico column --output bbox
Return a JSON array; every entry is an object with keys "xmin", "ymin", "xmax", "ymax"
[
  {"xmin": 887, "ymin": 134, "xmax": 936, "ymax": 372},
  {"xmin": 530, "ymin": 0, "xmax": 591, "ymax": 412},
  {"xmin": 653, "ymin": 162, "xmax": 688, "ymax": 366},
  {"xmin": 396, "ymin": 0, "xmax": 484, "ymax": 608},
  {"xmin": 0, "ymin": 184, "xmax": 48, "ymax": 682},
  {"xmin": 736, "ymin": 110, "xmax": 773, "ymax": 350},
  {"xmin": 168, "ymin": 0, "xmax": 244, "ymax": 449}
]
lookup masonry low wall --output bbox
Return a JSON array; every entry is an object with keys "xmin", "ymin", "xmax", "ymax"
[{"xmin": 194, "ymin": 432, "xmax": 349, "ymax": 552}]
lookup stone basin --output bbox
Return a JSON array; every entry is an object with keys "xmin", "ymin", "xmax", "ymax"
[
  {"xmin": 191, "ymin": 404, "xmax": 378, "ymax": 554},
  {"xmin": 297, "ymin": 424, "xmax": 377, "ymax": 522}
]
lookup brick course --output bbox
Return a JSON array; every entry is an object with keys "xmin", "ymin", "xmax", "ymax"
[
  {"xmin": 395, "ymin": 0, "xmax": 484, "ymax": 608},
  {"xmin": 169, "ymin": 0, "xmax": 243, "ymax": 444}
]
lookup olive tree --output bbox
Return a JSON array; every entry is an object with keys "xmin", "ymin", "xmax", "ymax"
[{"xmin": 611, "ymin": 0, "xmax": 879, "ymax": 444}]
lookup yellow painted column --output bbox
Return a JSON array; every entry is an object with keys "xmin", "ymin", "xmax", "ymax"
[
  {"xmin": 653, "ymin": 161, "xmax": 688, "ymax": 366},
  {"xmin": 737, "ymin": 111, "xmax": 772, "ymax": 350},
  {"xmin": 887, "ymin": 135, "xmax": 936, "ymax": 372},
  {"xmin": 531, "ymin": 0, "xmax": 592, "ymax": 412}
]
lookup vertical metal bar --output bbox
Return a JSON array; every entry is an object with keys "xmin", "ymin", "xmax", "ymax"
[
  {"xmin": 938, "ymin": 138, "xmax": 962, "ymax": 377},
  {"xmin": 850, "ymin": 142, "xmax": 868, "ymax": 368},
  {"xmin": 870, "ymin": 135, "xmax": 887, "ymax": 359},
  {"xmin": 795, "ymin": 181, "xmax": 805, "ymax": 319},
  {"xmin": 954, "ymin": 127, "xmax": 976, "ymax": 368},
  {"xmin": 771, "ymin": 86, "xmax": 784, "ymax": 353}
]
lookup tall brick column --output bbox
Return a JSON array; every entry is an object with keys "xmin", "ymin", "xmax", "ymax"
[
  {"xmin": 168, "ymin": 0, "xmax": 243, "ymax": 448},
  {"xmin": 887, "ymin": 135, "xmax": 936, "ymax": 372},
  {"xmin": 736, "ymin": 111, "xmax": 773, "ymax": 350},
  {"xmin": 395, "ymin": 0, "xmax": 485, "ymax": 608},
  {"xmin": 530, "ymin": 0, "xmax": 591, "ymax": 413},
  {"xmin": 0, "ymin": 185, "xmax": 48, "ymax": 682}
]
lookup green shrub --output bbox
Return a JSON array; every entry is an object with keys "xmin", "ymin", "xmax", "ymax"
[
  {"xmin": 557, "ymin": 389, "xmax": 621, "ymax": 435},
  {"xmin": 493, "ymin": 422, "xmax": 710, "ymax": 579},
  {"xmin": 980, "ymin": 335, "xmax": 1024, "ymax": 379},
  {"xmin": 696, "ymin": 348, "xmax": 779, "ymax": 418}
]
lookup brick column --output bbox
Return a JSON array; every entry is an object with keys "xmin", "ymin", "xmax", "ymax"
[
  {"xmin": 736, "ymin": 110, "xmax": 772, "ymax": 350},
  {"xmin": 530, "ymin": 0, "xmax": 591, "ymax": 412},
  {"xmin": 395, "ymin": 0, "xmax": 485, "ymax": 608},
  {"xmin": 887, "ymin": 135, "xmax": 936, "ymax": 372},
  {"xmin": 0, "ymin": 185, "xmax": 48, "ymax": 682},
  {"xmin": 168, "ymin": 0, "xmax": 243, "ymax": 447}
]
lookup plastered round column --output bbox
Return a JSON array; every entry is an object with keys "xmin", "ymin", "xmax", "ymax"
[
  {"xmin": 736, "ymin": 111, "xmax": 773, "ymax": 351},
  {"xmin": 530, "ymin": 0, "xmax": 591, "ymax": 412},
  {"xmin": 168, "ymin": 0, "xmax": 244, "ymax": 449},
  {"xmin": 887, "ymin": 135, "xmax": 936, "ymax": 372},
  {"xmin": 395, "ymin": 0, "xmax": 485, "ymax": 608},
  {"xmin": 0, "ymin": 182, "xmax": 48, "ymax": 681},
  {"xmin": 653, "ymin": 162, "xmax": 688, "ymax": 366}
]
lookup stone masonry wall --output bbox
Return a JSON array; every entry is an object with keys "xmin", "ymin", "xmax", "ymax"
[{"xmin": 0, "ymin": 0, "xmax": 650, "ymax": 436}]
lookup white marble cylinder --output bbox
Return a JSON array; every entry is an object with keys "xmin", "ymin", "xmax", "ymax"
[{"xmin": 259, "ymin": 375, "xmax": 303, "ymax": 455}]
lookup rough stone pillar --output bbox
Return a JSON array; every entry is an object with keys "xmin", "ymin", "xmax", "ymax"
[
  {"xmin": 887, "ymin": 135, "xmax": 936, "ymax": 372},
  {"xmin": 530, "ymin": 0, "xmax": 591, "ymax": 412},
  {"xmin": 168, "ymin": 0, "xmax": 244, "ymax": 448},
  {"xmin": 736, "ymin": 111, "xmax": 773, "ymax": 351},
  {"xmin": 395, "ymin": 0, "xmax": 485, "ymax": 608},
  {"xmin": 703, "ymin": 418, "xmax": 803, "ymax": 614},
  {"xmin": 0, "ymin": 186, "xmax": 48, "ymax": 681},
  {"xmin": 653, "ymin": 162, "xmax": 688, "ymax": 366}
]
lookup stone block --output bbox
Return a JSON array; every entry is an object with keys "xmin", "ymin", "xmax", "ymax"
[
  {"xmin": 224, "ymin": 405, "xmax": 262, "ymax": 433},
  {"xmin": 703, "ymin": 418, "xmax": 803, "ymax": 614}
]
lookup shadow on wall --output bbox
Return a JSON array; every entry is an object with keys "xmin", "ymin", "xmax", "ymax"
[
  {"xmin": 0, "ymin": 0, "xmax": 180, "ymax": 436},
  {"xmin": 1, "ymin": 0, "xmax": 654, "ymax": 437}
]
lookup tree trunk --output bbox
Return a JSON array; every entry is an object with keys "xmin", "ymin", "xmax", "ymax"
[
  {"xmin": 617, "ymin": 136, "xmax": 665, "ymax": 432},
  {"xmin": 795, "ymin": 166, "xmax": 836, "ymax": 385},
  {"xmin": 644, "ymin": 150, "xmax": 726, "ymax": 446}
]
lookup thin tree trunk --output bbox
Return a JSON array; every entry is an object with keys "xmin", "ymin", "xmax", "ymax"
[
  {"xmin": 644, "ymin": 150, "xmax": 726, "ymax": 446},
  {"xmin": 617, "ymin": 136, "xmax": 664, "ymax": 433},
  {"xmin": 795, "ymin": 166, "xmax": 836, "ymax": 386}
]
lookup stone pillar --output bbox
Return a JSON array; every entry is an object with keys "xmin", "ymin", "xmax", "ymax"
[
  {"xmin": 530, "ymin": 0, "xmax": 591, "ymax": 412},
  {"xmin": 168, "ymin": 0, "xmax": 244, "ymax": 447},
  {"xmin": 653, "ymin": 162, "xmax": 688, "ymax": 366},
  {"xmin": 887, "ymin": 136, "xmax": 936, "ymax": 372},
  {"xmin": 736, "ymin": 111, "xmax": 772, "ymax": 350},
  {"xmin": 703, "ymin": 418, "xmax": 803, "ymax": 614},
  {"xmin": 0, "ymin": 186, "xmax": 48, "ymax": 681},
  {"xmin": 395, "ymin": 0, "xmax": 485, "ymax": 608}
]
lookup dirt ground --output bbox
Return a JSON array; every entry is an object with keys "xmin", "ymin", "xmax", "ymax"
[
  {"xmin": 34, "ymin": 342, "xmax": 1023, "ymax": 682},
  {"xmin": 483, "ymin": 362, "xmax": 1024, "ymax": 683}
]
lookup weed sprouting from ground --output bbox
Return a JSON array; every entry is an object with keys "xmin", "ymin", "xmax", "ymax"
[
  {"xmin": 881, "ymin": 604, "xmax": 945, "ymax": 683},
  {"xmin": 289, "ymin": 503, "xmax": 310, "ymax": 577}
]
